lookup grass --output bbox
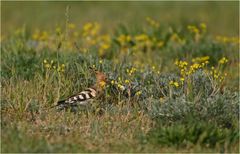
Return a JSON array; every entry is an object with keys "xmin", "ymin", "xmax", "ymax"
[{"xmin": 1, "ymin": 1, "xmax": 239, "ymax": 153}]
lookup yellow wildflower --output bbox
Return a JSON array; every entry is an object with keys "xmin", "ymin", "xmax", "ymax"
[
  {"xmin": 200, "ymin": 23, "xmax": 207, "ymax": 32},
  {"xmin": 68, "ymin": 23, "xmax": 76, "ymax": 29},
  {"xmin": 218, "ymin": 57, "xmax": 228, "ymax": 64},
  {"xmin": 118, "ymin": 84, "xmax": 125, "ymax": 90},
  {"xmin": 111, "ymin": 80, "xmax": 115, "ymax": 85},
  {"xmin": 173, "ymin": 82, "xmax": 179, "ymax": 87},
  {"xmin": 135, "ymin": 34, "xmax": 149, "ymax": 42},
  {"xmin": 136, "ymin": 91, "xmax": 142, "ymax": 96},
  {"xmin": 180, "ymin": 78, "xmax": 185, "ymax": 82},
  {"xmin": 125, "ymin": 80, "xmax": 130, "ymax": 84},
  {"xmin": 44, "ymin": 64, "xmax": 51, "ymax": 69},
  {"xmin": 55, "ymin": 27, "xmax": 61, "ymax": 33},
  {"xmin": 169, "ymin": 81, "xmax": 174, "ymax": 85}
]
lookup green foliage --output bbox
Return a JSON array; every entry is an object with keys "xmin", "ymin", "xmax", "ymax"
[
  {"xmin": 147, "ymin": 122, "xmax": 239, "ymax": 151},
  {"xmin": 1, "ymin": 2, "xmax": 239, "ymax": 153}
]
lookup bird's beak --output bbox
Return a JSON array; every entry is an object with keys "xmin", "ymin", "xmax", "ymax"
[{"xmin": 89, "ymin": 67, "xmax": 97, "ymax": 73}]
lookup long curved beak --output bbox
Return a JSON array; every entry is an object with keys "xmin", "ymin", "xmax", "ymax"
[{"xmin": 89, "ymin": 67, "xmax": 97, "ymax": 73}]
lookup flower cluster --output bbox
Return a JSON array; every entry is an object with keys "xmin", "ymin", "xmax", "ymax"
[
  {"xmin": 175, "ymin": 56, "xmax": 209, "ymax": 77},
  {"xmin": 81, "ymin": 22, "xmax": 112, "ymax": 56},
  {"xmin": 192, "ymin": 56, "xmax": 209, "ymax": 63},
  {"xmin": 43, "ymin": 59, "xmax": 65, "ymax": 73},
  {"xmin": 187, "ymin": 23, "xmax": 207, "ymax": 41},
  {"xmin": 187, "ymin": 25, "xmax": 200, "ymax": 35},
  {"xmin": 30, "ymin": 22, "xmax": 112, "ymax": 56},
  {"xmin": 175, "ymin": 56, "xmax": 228, "ymax": 86},
  {"xmin": 209, "ymin": 66, "xmax": 226, "ymax": 82},
  {"xmin": 32, "ymin": 30, "xmax": 49, "ymax": 41},
  {"xmin": 98, "ymin": 34, "xmax": 111, "ymax": 56},
  {"xmin": 111, "ymin": 77, "xmax": 126, "ymax": 91},
  {"xmin": 169, "ymin": 80, "xmax": 179, "ymax": 88},
  {"xmin": 170, "ymin": 33, "xmax": 186, "ymax": 45},
  {"xmin": 126, "ymin": 67, "xmax": 137, "ymax": 76},
  {"xmin": 82, "ymin": 22, "xmax": 100, "ymax": 46},
  {"xmin": 215, "ymin": 36, "xmax": 240, "ymax": 45},
  {"xmin": 218, "ymin": 57, "xmax": 228, "ymax": 64},
  {"xmin": 146, "ymin": 17, "xmax": 159, "ymax": 28}
]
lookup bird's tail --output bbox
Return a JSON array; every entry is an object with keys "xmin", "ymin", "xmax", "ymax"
[
  {"xmin": 49, "ymin": 100, "xmax": 66, "ymax": 109},
  {"xmin": 56, "ymin": 99, "xmax": 66, "ymax": 105}
]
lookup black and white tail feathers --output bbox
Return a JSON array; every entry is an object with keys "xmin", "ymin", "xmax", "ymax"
[{"xmin": 55, "ymin": 88, "xmax": 97, "ymax": 109}]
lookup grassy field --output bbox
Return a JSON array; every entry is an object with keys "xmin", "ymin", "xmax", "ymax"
[{"xmin": 1, "ymin": 1, "xmax": 239, "ymax": 153}]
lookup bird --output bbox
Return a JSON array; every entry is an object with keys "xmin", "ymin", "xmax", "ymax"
[{"xmin": 55, "ymin": 67, "xmax": 107, "ymax": 110}]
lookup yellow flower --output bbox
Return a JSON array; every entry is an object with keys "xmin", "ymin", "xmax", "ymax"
[
  {"xmin": 125, "ymin": 80, "xmax": 130, "ymax": 84},
  {"xmin": 68, "ymin": 23, "xmax": 76, "ymax": 29},
  {"xmin": 55, "ymin": 27, "xmax": 61, "ymax": 33},
  {"xmin": 83, "ymin": 22, "xmax": 93, "ymax": 31},
  {"xmin": 111, "ymin": 80, "xmax": 115, "ymax": 84},
  {"xmin": 191, "ymin": 63, "xmax": 201, "ymax": 70},
  {"xmin": 218, "ymin": 57, "xmax": 228, "ymax": 64},
  {"xmin": 146, "ymin": 17, "xmax": 159, "ymax": 28},
  {"xmin": 100, "ymin": 43, "xmax": 110, "ymax": 50},
  {"xmin": 171, "ymin": 33, "xmax": 180, "ymax": 42},
  {"xmin": 200, "ymin": 23, "xmax": 207, "ymax": 32},
  {"xmin": 44, "ymin": 64, "xmax": 51, "ymax": 69},
  {"xmin": 91, "ymin": 23, "xmax": 100, "ymax": 36},
  {"xmin": 192, "ymin": 56, "xmax": 209, "ymax": 63},
  {"xmin": 169, "ymin": 81, "xmax": 179, "ymax": 87},
  {"xmin": 135, "ymin": 34, "xmax": 149, "ymax": 42},
  {"xmin": 118, "ymin": 84, "xmax": 125, "ymax": 90},
  {"xmin": 32, "ymin": 33, "xmax": 39, "ymax": 40},
  {"xmin": 173, "ymin": 82, "xmax": 179, "ymax": 87},
  {"xmin": 82, "ymin": 22, "xmax": 100, "ymax": 37},
  {"xmin": 39, "ymin": 31, "xmax": 48, "ymax": 41},
  {"xmin": 117, "ymin": 34, "xmax": 131, "ymax": 46},
  {"xmin": 214, "ymin": 74, "xmax": 219, "ymax": 79},
  {"xmin": 169, "ymin": 81, "xmax": 174, "ymax": 85},
  {"xmin": 99, "ymin": 60, "xmax": 103, "ymax": 64},
  {"xmin": 188, "ymin": 25, "xmax": 199, "ymax": 34},
  {"xmin": 136, "ymin": 91, "xmax": 142, "ymax": 96}
]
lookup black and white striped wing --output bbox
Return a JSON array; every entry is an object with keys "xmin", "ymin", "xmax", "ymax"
[{"xmin": 57, "ymin": 88, "xmax": 97, "ymax": 107}]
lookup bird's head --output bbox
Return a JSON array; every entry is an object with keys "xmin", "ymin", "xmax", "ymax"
[
  {"xmin": 89, "ymin": 67, "xmax": 107, "ymax": 89},
  {"xmin": 95, "ymin": 71, "xmax": 107, "ymax": 87}
]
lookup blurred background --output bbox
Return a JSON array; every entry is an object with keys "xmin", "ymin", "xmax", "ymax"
[
  {"xmin": 1, "ymin": 2, "xmax": 239, "ymax": 153},
  {"xmin": 2, "ymin": 1, "xmax": 239, "ymax": 36}
]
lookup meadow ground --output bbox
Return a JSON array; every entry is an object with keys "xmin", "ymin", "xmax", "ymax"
[{"xmin": 1, "ymin": 1, "xmax": 239, "ymax": 153}]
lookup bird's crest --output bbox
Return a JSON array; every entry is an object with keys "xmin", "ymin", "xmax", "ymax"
[{"xmin": 89, "ymin": 67, "xmax": 107, "ymax": 89}]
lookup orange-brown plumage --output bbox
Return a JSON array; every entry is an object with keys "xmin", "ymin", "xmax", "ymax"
[{"xmin": 56, "ymin": 68, "xmax": 107, "ymax": 109}]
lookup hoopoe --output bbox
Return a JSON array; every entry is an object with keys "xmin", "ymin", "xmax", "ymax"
[{"xmin": 55, "ymin": 68, "xmax": 107, "ymax": 109}]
